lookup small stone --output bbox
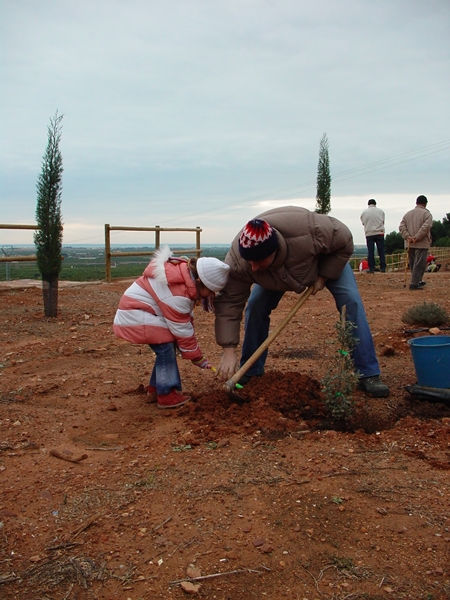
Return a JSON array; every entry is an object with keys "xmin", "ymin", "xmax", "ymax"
[
  {"xmin": 252, "ymin": 538, "xmax": 265, "ymax": 547},
  {"xmin": 186, "ymin": 565, "xmax": 201, "ymax": 579},
  {"xmin": 217, "ymin": 438, "xmax": 229, "ymax": 448},
  {"xmin": 106, "ymin": 404, "xmax": 118, "ymax": 411},
  {"xmin": 429, "ymin": 327, "xmax": 441, "ymax": 335},
  {"xmin": 0, "ymin": 509, "xmax": 17, "ymax": 517},
  {"xmin": 381, "ymin": 345, "xmax": 395, "ymax": 356},
  {"xmin": 181, "ymin": 581, "xmax": 201, "ymax": 594},
  {"xmin": 259, "ymin": 543, "xmax": 274, "ymax": 554}
]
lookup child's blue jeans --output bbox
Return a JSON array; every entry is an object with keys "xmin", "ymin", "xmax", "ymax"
[{"xmin": 149, "ymin": 342, "xmax": 182, "ymax": 395}]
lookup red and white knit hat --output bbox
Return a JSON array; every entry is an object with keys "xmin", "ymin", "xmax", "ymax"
[{"xmin": 238, "ymin": 218, "xmax": 279, "ymax": 261}]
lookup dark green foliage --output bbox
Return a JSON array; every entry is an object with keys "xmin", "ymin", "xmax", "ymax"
[
  {"xmin": 431, "ymin": 213, "xmax": 450, "ymax": 245},
  {"xmin": 34, "ymin": 111, "xmax": 64, "ymax": 317},
  {"xmin": 402, "ymin": 302, "xmax": 449, "ymax": 327},
  {"xmin": 322, "ymin": 307, "xmax": 359, "ymax": 421},
  {"xmin": 385, "ymin": 230, "xmax": 405, "ymax": 254},
  {"xmin": 315, "ymin": 133, "xmax": 331, "ymax": 214},
  {"xmin": 434, "ymin": 236, "xmax": 450, "ymax": 247}
]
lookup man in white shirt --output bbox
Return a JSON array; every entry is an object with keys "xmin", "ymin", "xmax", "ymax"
[{"xmin": 360, "ymin": 199, "xmax": 386, "ymax": 273}]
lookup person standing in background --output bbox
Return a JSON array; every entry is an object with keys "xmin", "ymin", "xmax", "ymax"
[
  {"xmin": 399, "ymin": 195, "xmax": 433, "ymax": 290},
  {"xmin": 360, "ymin": 199, "xmax": 386, "ymax": 273}
]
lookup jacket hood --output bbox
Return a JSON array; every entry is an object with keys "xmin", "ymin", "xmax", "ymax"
[{"xmin": 142, "ymin": 246, "xmax": 196, "ymax": 297}]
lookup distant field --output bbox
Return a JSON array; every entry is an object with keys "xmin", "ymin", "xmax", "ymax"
[
  {"xmin": 0, "ymin": 246, "xmax": 230, "ymax": 282},
  {"xmin": 0, "ymin": 244, "xmax": 373, "ymax": 282},
  {"xmin": 0, "ymin": 245, "xmax": 376, "ymax": 282}
]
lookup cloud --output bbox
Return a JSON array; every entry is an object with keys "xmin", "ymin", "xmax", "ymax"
[{"xmin": 1, "ymin": 0, "xmax": 449, "ymax": 247}]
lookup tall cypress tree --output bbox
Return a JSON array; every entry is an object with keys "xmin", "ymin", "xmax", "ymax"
[
  {"xmin": 34, "ymin": 111, "xmax": 64, "ymax": 317},
  {"xmin": 315, "ymin": 132, "xmax": 331, "ymax": 214}
]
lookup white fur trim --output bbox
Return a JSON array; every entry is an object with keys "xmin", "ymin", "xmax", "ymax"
[{"xmin": 152, "ymin": 245, "xmax": 172, "ymax": 284}]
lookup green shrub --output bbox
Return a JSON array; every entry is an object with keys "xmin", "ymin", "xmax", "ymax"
[
  {"xmin": 401, "ymin": 302, "xmax": 449, "ymax": 327},
  {"xmin": 434, "ymin": 236, "xmax": 450, "ymax": 247},
  {"xmin": 322, "ymin": 307, "xmax": 359, "ymax": 421}
]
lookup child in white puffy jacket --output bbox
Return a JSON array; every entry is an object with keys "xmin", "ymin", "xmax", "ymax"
[{"xmin": 113, "ymin": 246, "xmax": 229, "ymax": 408}]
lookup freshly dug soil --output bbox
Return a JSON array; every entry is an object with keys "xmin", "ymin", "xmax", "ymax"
[{"xmin": 0, "ymin": 270, "xmax": 449, "ymax": 599}]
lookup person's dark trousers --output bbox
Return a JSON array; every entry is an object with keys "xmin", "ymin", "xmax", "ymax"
[
  {"xmin": 366, "ymin": 235, "xmax": 386, "ymax": 272},
  {"xmin": 408, "ymin": 248, "xmax": 428, "ymax": 286}
]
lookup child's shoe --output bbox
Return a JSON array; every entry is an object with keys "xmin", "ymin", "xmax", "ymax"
[
  {"xmin": 157, "ymin": 389, "xmax": 191, "ymax": 409},
  {"xmin": 145, "ymin": 385, "xmax": 157, "ymax": 403}
]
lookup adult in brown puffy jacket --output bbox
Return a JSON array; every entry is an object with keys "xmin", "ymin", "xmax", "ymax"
[
  {"xmin": 214, "ymin": 206, "xmax": 389, "ymax": 398},
  {"xmin": 399, "ymin": 195, "xmax": 433, "ymax": 290}
]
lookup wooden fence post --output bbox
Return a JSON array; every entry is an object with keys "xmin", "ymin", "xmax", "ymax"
[
  {"xmin": 196, "ymin": 227, "xmax": 201, "ymax": 258},
  {"xmin": 105, "ymin": 224, "xmax": 111, "ymax": 283}
]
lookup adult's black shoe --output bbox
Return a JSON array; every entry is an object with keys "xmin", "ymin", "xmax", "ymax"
[{"xmin": 358, "ymin": 376, "xmax": 390, "ymax": 398}]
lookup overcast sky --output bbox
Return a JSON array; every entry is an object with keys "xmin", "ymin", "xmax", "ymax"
[{"xmin": 1, "ymin": 0, "xmax": 449, "ymax": 247}]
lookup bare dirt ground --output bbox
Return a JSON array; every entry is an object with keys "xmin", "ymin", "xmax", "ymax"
[{"xmin": 1, "ymin": 269, "xmax": 450, "ymax": 600}]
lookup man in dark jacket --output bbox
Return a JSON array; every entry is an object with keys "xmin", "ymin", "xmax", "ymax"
[{"xmin": 214, "ymin": 206, "xmax": 389, "ymax": 397}]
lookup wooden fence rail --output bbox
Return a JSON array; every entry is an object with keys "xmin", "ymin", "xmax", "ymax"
[
  {"xmin": 349, "ymin": 251, "xmax": 408, "ymax": 272},
  {"xmin": 2, "ymin": 222, "xmax": 449, "ymax": 282},
  {"xmin": 0, "ymin": 224, "xmax": 39, "ymax": 264},
  {"xmin": 104, "ymin": 224, "xmax": 202, "ymax": 283},
  {"xmin": 349, "ymin": 247, "xmax": 450, "ymax": 272}
]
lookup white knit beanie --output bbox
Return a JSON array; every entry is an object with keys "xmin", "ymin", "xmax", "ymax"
[{"xmin": 197, "ymin": 257, "xmax": 230, "ymax": 293}]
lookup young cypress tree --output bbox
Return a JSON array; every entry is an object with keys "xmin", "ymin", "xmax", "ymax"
[
  {"xmin": 34, "ymin": 111, "xmax": 64, "ymax": 317},
  {"xmin": 315, "ymin": 132, "xmax": 331, "ymax": 214}
]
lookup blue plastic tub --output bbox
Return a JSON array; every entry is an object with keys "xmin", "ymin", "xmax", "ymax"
[{"xmin": 408, "ymin": 335, "xmax": 450, "ymax": 388}]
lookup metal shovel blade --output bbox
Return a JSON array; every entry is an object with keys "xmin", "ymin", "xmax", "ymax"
[{"xmin": 224, "ymin": 381, "xmax": 249, "ymax": 404}]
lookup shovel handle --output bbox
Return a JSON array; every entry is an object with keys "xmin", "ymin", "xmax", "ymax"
[{"xmin": 224, "ymin": 286, "xmax": 314, "ymax": 391}]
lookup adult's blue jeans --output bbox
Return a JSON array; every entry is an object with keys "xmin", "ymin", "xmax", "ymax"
[
  {"xmin": 148, "ymin": 342, "xmax": 182, "ymax": 395},
  {"xmin": 240, "ymin": 263, "xmax": 380, "ymax": 379},
  {"xmin": 366, "ymin": 235, "xmax": 386, "ymax": 272}
]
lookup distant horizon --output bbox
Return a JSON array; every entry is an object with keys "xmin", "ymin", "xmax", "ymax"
[{"xmin": 1, "ymin": 242, "xmax": 370, "ymax": 251}]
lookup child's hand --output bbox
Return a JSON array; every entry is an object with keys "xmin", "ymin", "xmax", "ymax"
[{"xmin": 192, "ymin": 357, "xmax": 212, "ymax": 369}]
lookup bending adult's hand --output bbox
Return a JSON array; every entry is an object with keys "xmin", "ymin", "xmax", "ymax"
[
  {"xmin": 216, "ymin": 348, "xmax": 239, "ymax": 381},
  {"xmin": 311, "ymin": 276, "xmax": 327, "ymax": 296}
]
